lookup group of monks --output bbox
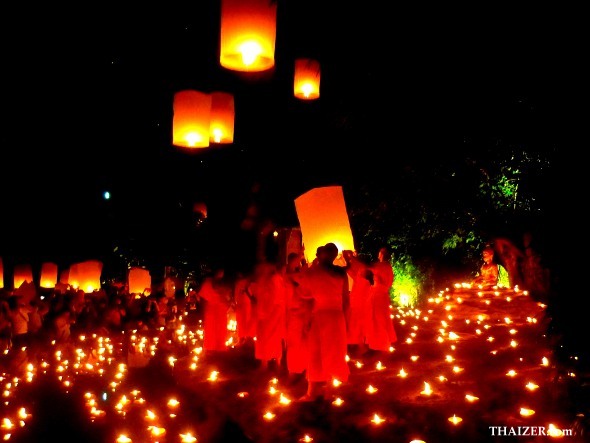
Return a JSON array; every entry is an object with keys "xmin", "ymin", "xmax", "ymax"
[{"xmin": 195, "ymin": 243, "xmax": 399, "ymax": 401}]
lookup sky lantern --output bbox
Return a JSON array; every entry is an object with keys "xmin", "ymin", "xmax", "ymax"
[
  {"xmin": 69, "ymin": 260, "xmax": 103, "ymax": 293},
  {"xmin": 209, "ymin": 91, "xmax": 235, "ymax": 144},
  {"xmin": 40, "ymin": 262, "xmax": 58, "ymax": 288},
  {"xmin": 0, "ymin": 257, "xmax": 3, "ymax": 289},
  {"xmin": 172, "ymin": 90, "xmax": 212, "ymax": 149},
  {"xmin": 13, "ymin": 263, "xmax": 34, "ymax": 289},
  {"xmin": 294, "ymin": 58, "xmax": 320, "ymax": 100},
  {"xmin": 128, "ymin": 267, "xmax": 151, "ymax": 295},
  {"xmin": 294, "ymin": 185, "xmax": 355, "ymax": 264},
  {"xmin": 219, "ymin": 0, "xmax": 277, "ymax": 72}
]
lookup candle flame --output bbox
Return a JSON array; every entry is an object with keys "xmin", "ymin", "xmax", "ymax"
[
  {"xmin": 448, "ymin": 414, "xmax": 463, "ymax": 425},
  {"xmin": 420, "ymin": 382, "xmax": 433, "ymax": 395},
  {"xmin": 371, "ymin": 413, "xmax": 385, "ymax": 424}
]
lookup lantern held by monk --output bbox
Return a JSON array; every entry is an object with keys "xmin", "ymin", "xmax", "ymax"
[
  {"xmin": 173, "ymin": 90, "xmax": 212, "ymax": 149},
  {"xmin": 219, "ymin": 0, "xmax": 277, "ymax": 72},
  {"xmin": 294, "ymin": 186, "xmax": 355, "ymax": 264},
  {"xmin": 294, "ymin": 58, "xmax": 320, "ymax": 100}
]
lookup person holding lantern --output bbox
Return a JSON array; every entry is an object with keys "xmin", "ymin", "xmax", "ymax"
[{"xmin": 295, "ymin": 242, "xmax": 350, "ymax": 401}]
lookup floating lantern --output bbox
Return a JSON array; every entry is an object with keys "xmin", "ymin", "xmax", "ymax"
[
  {"xmin": 0, "ymin": 257, "xmax": 3, "ymax": 289},
  {"xmin": 40, "ymin": 262, "xmax": 58, "ymax": 288},
  {"xmin": 294, "ymin": 185, "xmax": 355, "ymax": 264},
  {"xmin": 128, "ymin": 267, "xmax": 151, "ymax": 295},
  {"xmin": 68, "ymin": 260, "xmax": 103, "ymax": 293},
  {"xmin": 294, "ymin": 58, "xmax": 320, "ymax": 100},
  {"xmin": 173, "ymin": 90, "xmax": 212, "ymax": 149},
  {"xmin": 13, "ymin": 263, "xmax": 33, "ymax": 289},
  {"xmin": 209, "ymin": 91, "xmax": 234, "ymax": 144},
  {"xmin": 219, "ymin": 0, "xmax": 277, "ymax": 72}
]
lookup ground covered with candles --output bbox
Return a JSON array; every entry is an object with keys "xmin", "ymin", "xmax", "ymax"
[{"xmin": 2, "ymin": 285, "xmax": 589, "ymax": 443}]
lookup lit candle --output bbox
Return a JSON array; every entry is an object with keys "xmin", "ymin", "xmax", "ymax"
[
  {"xmin": 448, "ymin": 415, "xmax": 463, "ymax": 425},
  {"xmin": 332, "ymin": 397, "xmax": 344, "ymax": 406},
  {"xmin": 371, "ymin": 414, "xmax": 385, "ymax": 424}
]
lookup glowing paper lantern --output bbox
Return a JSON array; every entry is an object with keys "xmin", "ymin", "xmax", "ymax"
[
  {"xmin": 128, "ymin": 267, "xmax": 151, "ymax": 295},
  {"xmin": 294, "ymin": 185, "xmax": 355, "ymax": 264},
  {"xmin": 0, "ymin": 257, "xmax": 3, "ymax": 289},
  {"xmin": 209, "ymin": 92, "xmax": 235, "ymax": 144},
  {"xmin": 69, "ymin": 260, "xmax": 103, "ymax": 293},
  {"xmin": 40, "ymin": 262, "xmax": 58, "ymax": 288},
  {"xmin": 219, "ymin": 0, "xmax": 277, "ymax": 72},
  {"xmin": 172, "ymin": 90, "xmax": 212, "ymax": 149},
  {"xmin": 294, "ymin": 58, "xmax": 320, "ymax": 100},
  {"xmin": 13, "ymin": 264, "xmax": 33, "ymax": 289}
]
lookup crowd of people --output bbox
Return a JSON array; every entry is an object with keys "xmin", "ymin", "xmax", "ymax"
[{"xmin": 0, "ymin": 243, "xmax": 400, "ymax": 403}]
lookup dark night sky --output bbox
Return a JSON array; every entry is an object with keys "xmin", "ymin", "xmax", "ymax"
[{"xmin": 0, "ymin": 3, "xmax": 583, "ymax": 268}]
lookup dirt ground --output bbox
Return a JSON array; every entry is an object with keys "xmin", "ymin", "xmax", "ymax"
[{"xmin": 3, "ymin": 284, "xmax": 589, "ymax": 443}]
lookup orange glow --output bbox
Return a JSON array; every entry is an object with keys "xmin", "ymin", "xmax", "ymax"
[
  {"xmin": 68, "ymin": 260, "xmax": 103, "ymax": 293},
  {"xmin": 209, "ymin": 91, "xmax": 234, "ymax": 144},
  {"xmin": 420, "ymin": 382, "xmax": 433, "ymax": 395},
  {"xmin": 13, "ymin": 263, "xmax": 33, "ymax": 289},
  {"xmin": 294, "ymin": 58, "xmax": 320, "ymax": 100},
  {"xmin": 520, "ymin": 407, "xmax": 535, "ymax": 416},
  {"xmin": 366, "ymin": 385, "xmax": 378, "ymax": 394},
  {"xmin": 180, "ymin": 433, "xmax": 198, "ymax": 443},
  {"xmin": 219, "ymin": 0, "xmax": 277, "ymax": 72},
  {"xmin": 448, "ymin": 415, "xmax": 463, "ymax": 425},
  {"xmin": 0, "ymin": 257, "xmax": 3, "ymax": 289},
  {"xmin": 173, "ymin": 90, "xmax": 212, "ymax": 149},
  {"xmin": 40, "ymin": 262, "xmax": 58, "ymax": 288},
  {"xmin": 332, "ymin": 397, "xmax": 344, "ymax": 406},
  {"xmin": 294, "ymin": 186, "xmax": 355, "ymax": 264},
  {"xmin": 371, "ymin": 414, "xmax": 385, "ymax": 424},
  {"xmin": 128, "ymin": 267, "xmax": 151, "ymax": 295}
]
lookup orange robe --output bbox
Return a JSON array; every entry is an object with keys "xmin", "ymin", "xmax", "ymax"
[
  {"xmin": 250, "ymin": 264, "xmax": 286, "ymax": 362},
  {"xmin": 366, "ymin": 261, "xmax": 398, "ymax": 351},
  {"xmin": 346, "ymin": 264, "xmax": 372, "ymax": 345},
  {"xmin": 284, "ymin": 271, "xmax": 311, "ymax": 374},
  {"xmin": 198, "ymin": 278, "xmax": 230, "ymax": 352},
  {"xmin": 297, "ymin": 264, "xmax": 350, "ymax": 383}
]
